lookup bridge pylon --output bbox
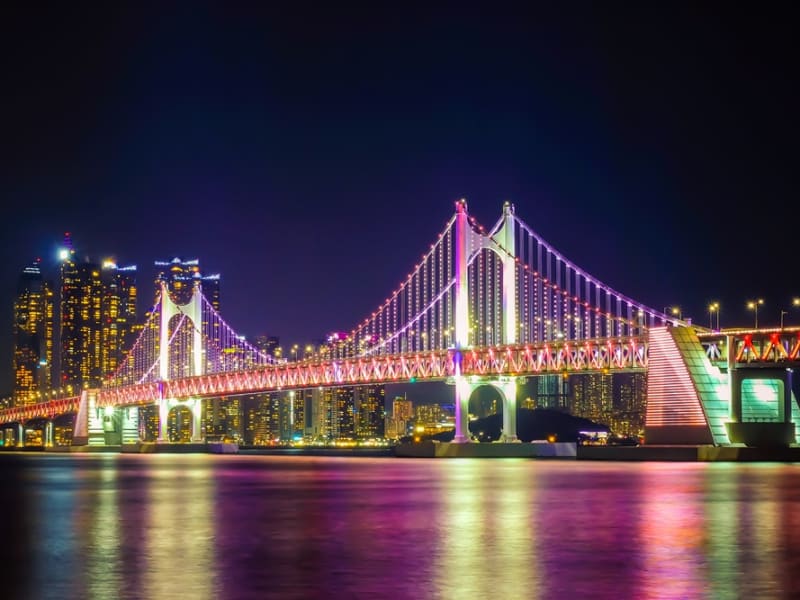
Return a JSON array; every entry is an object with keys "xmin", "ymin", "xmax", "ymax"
[
  {"xmin": 157, "ymin": 280, "xmax": 204, "ymax": 443},
  {"xmin": 452, "ymin": 200, "xmax": 520, "ymax": 443}
]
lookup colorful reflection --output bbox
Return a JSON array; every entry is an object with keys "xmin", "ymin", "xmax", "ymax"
[
  {"xmin": 3, "ymin": 454, "xmax": 800, "ymax": 599},
  {"xmin": 143, "ymin": 455, "xmax": 217, "ymax": 598},
  {"xmin": 435, "ymin": 458, "xmax": 542, "ymax": 598},
  {"xmin": 639, "ymin": 463, "xmax": 707, "ymax": 598}
]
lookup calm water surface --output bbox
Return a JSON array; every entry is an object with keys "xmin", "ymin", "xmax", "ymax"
[{"xmin": 1, "ymin": 453, "xmax": 800, "ymax": 599}]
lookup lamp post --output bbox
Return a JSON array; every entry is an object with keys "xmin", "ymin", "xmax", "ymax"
[
  {"xmin": 747, "ymin": 299, "xmax": 764, "ymax": 329},
  {"xmin": 291, "ymin": 344, "xmax": 299, "ymax": 362},
  {"xmin": 663, "ymin": 306, "xmax": 682, "ymax": 321},
  {"xmin": 708, "ymin": 302, "xmax": 719, "ymax": 331},
  {"xmin": 786, "ymin": 298, "xmax": 800, "ymax": 329}
]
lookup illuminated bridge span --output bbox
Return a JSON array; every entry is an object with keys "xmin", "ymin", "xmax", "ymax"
[{"xmin": 1, "ymin": 201, "xmax": 798, "ymax": 448}]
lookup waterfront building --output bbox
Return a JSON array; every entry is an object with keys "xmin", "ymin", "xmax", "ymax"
[
  {"xmin": 243, "ymin": 393, "xmax": 268, "ymax": 444},
  {"xmin": 386, "ymin": 396, "xmax": 413, "ymax": 439},
  {"xmin": 414, "ymin": 403, "xmax": 444, "ymax": 428},
  {"xmin": 301, "ymin": 388, "xmax": 326, "ymax": 442},
  {"xmin": 12, "ymin": 259, "xmax": 54, "ymax": 406},
  {"xmin": 154, "ymin": 257, "xmax": 206, "ymax": 304},
  {"xmin": 355, "ymin": 385, "xmax": 385, "ymax": 439},
  {"xmin": 167, "ymin": 405, "xmax": 192, "ymax": 442},
  {"xmin": 59, "ymin": 235, "xmax": 104, "ymax": 389},
  {"xmin": 328, "ymin": 387, "xmax": 356, "ymax": 440},
  {"xmin": 290, "ymin": 389, "xmax": 305, "ymax": 441},
  {"xmin": 56, "ymin": 234, "xmax": 140, "ymax": 392},
  {"xmin": 536, "ymin": 374, "xmax": 569, "ymax": 410},
  {"xmin": 100, "ymin": 261, "xmax": 138, "ymax": 381},
  {"xmin": 139, "ymin": 405, "xmax": 159, "ymax": 441},
  {"xmin": 610, "ymin": 373, "xmax": 646, "ymax": 437},
  {"xmin": 567, "ymin": 373, "xmax": 613, "ymax": 423},
  {"xmin": 254, "ymin": 335, "xmax": 280, "ymax": 358}
]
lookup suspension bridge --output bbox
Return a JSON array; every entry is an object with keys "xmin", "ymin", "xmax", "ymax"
[{"xmin": 2, "ymin": 200, "xmax": 799, "ymax": 449}]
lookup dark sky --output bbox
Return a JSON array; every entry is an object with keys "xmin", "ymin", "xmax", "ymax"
[{"xmin": 1, "ymin": 3, "xmax": 798, "ymax": 394}]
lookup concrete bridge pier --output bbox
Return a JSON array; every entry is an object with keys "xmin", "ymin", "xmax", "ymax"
[
  {"xmin": 157, "ymin": 398, "xmax": 204, "ymax": 443},
  {"xmin": 157, "ymin": 399, "xmax": 169, "ymax": 442},
  {"xmin": 451, "ymin": 375, "xmax": 520, "ymax": 443},
  {"xmin": 726, "ymin": 367, "xmax": 796, "ymax": 446},
  {"xmin": 452, "ymin": 375, "xmax": 471, "ymax": 443},
  {"xmin": 495, "ymin": 378, "xmax": 520, "ymax": 442},
  {"xmin": 190, "ymin": 399, "xmax": 203, "ymax": 443}
]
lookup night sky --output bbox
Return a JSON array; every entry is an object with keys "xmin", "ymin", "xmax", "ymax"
[{"xmin": 1, "ymin": 4, "xmax": 797, "ymax": 394}]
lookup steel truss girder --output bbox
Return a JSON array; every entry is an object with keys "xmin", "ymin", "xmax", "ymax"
[
  {"xmin": 0, "ymin": 336, "xmax": 649, "ymax": 423},
  {"xmin": 698, "ymin": 329, "xmax": 800, "ymax": 365}
]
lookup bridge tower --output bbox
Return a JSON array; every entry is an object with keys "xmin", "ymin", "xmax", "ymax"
[
  {"xmin": 452, "ymin": 200, "xmax": 520, "ymax": 443},
  {"xmin": 157, "ymin": 280, "xmax": 204, "ymax": 442}
]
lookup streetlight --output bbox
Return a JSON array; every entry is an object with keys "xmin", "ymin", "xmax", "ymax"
[
  {"xmin": 708, "ymin": 302, "xmax": 719, "ymax": 331},
  {"xmin": 780, "ymin": 298, "xmax": 800, "ymax": 329},
  {"xmin": 747, "ymin": 299, "xmax": 764, "ymax": 329},
  {"xmin": 663, "ymin": 306, "xmax": 682, "ymax": 320},
  {"xmin": 291, "ymin": 344, "xmax": 299, "ymax": 362}
]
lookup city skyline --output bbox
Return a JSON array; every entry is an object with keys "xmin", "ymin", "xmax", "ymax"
[{"xmin": 2, "ymin": 5, "xmax": 798, "ymax": 395}]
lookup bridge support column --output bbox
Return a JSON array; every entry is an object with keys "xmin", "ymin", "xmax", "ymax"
[
  {"xmin": 453, "ymin": 374, "xmax": 471, "ymax": 443},
  {"xmin": 190, "ymin": 399, "xmax": 203, "ymax": 442},
  {"xmin": 45, "ymin": 421, "xmax": 54, "ymax": 447},
  {"xmin": 157, "ymin": 399, "xmax": 169, "ymax": 442},
  {"xmin": 496, "ymin": 379, "xmax": 519, "ymax": 442},
  {"xmin": 17, "ymin": 423, "xmax": 24, "ymax": 448},
  {"xmin": 72, "ymin": 389, "xmax": 92, "ymax": 446}
]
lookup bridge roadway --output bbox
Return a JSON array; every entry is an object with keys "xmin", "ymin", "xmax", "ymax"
[
  {"xmin": 1, "ymin": 336, "xmax": 648, "ymax": 424},
  {"xmin": 1, "ymin": 327, "xmax": 798, "ymax": 427}
]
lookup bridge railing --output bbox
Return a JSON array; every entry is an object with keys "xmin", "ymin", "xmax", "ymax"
[{"xmin": 698, "ymin": 327, "xmax": 800, "ymax": 365}]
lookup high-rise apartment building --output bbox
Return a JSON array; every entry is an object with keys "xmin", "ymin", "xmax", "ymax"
[
  {"xmin": 12, "ymin": 260, "xmax": 54, "ymax": 406},
  {"xmin": 386, "ymin": 396, "xmax": 413, "ymax": 439},
  {"xmin": 536, "ymin": 374, "xmax": 569, "ymax": 410},
  {"xmin": 59, "ymin": 236, "xmax": 103, "ymax": 389},
  {"xmin": 154, "ymin": 257, "xmax": 219, "ymax": 309},
  {"xmin": 100, "ymin": 261, "xmax": 138, "ymax": 382},
  {"xmin": 355, "ymin": 385, "xmax": 385, "ymax": 439},
  {"xmin": 290, "ymin": 389, "xmax": 305, "ymax": 441},
  {"xmin": 58, "ymin": 234, "xmax": 139, "ymax": 391},
  {"xmin": 320, "ymin": 387, "xmax": 355, "ymax": 441},
  {"xmin": 254, "ymin": 335, "xmax": 280, "ymax": 358}
]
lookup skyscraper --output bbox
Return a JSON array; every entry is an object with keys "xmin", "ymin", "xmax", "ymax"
[
  {"xmin": 316, "ymin": 387, "xmax": 356, "ymax": 441},
  {"xmin": 100, "ymin": 261, "xmax": 139, "ymax": 381},
  {"xmin": 12, "ymin": 259, "xmax": 54, "ymax": 406},
  {"xmin": 58, "ymin": 234, "xmax": 139, "ymax": 391},
  {"xmin": 387, "ymin": 396, "xmax": 413, "ymax": 439},
  {"xmin": 59, "ymin": 235, "xmax": 103, "ymax": 389},
  {"xmin": 356, "ymin": 385, "xmax": 385, "ymax": 439},
  {"xmin": 154, "ymin": 257, "xmax": 219, "ymax": 310}
]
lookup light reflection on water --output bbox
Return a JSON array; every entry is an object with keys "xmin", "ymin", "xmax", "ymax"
[{"xmin": 2, "ymin": 454, "xmax": 800, "ymax": 599}]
